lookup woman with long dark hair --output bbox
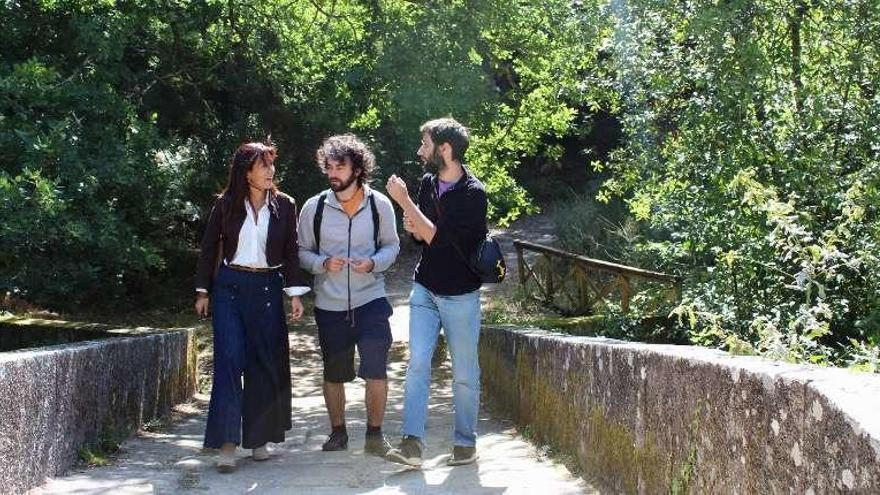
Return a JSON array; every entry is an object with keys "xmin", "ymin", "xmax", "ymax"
[{"xmin": 194, "ymin": 142, "xmax": 308, "ymax": 472}]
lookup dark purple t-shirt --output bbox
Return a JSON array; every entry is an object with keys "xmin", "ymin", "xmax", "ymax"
[{"xmin": 438, "ymin": 179, "xmax": 455, "ymax": 197}]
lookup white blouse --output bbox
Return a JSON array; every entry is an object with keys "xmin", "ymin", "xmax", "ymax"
[
  {"xmin": 197, "ymin": 197, "xmax": 309, "ymax": 297},
  {"xmin": 230, "ymin": 198, "xmax": 273, "ymax": 269}
]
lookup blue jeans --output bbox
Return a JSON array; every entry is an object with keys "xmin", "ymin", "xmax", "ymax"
[
  {"xmin": 401, "ymin": 282, "xmax": 481, "ymax": 447},
  {"xmin": 204, "ymin": 265, "xmax": 292, "ymax": 449}
]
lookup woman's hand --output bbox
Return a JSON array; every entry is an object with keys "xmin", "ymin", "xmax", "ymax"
[
  {"xmin": 289, "ymin": 296, "xmax": 304, "ymax": 321},
  {"xmin": 194, "ymin": 294, "xmax": 210, "ymax": 318}
]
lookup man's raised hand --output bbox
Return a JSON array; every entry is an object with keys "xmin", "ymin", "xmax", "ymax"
[{"xmin": 385, "ymin": 175, "xmax": 409, "ymax": 205}]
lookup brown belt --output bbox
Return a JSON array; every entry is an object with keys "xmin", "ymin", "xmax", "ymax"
[{"xmin": 227, "ymin": 264, "xmax": 276, "ymax": 273}]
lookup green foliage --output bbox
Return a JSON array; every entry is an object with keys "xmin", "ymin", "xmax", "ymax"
[
  {"xmin": 595, "ymin": 0, "xmax": 880, "ymax": 368},
  {"xmin": 1, "ymin": 0, "xmax": 608, "ymax": 308},
  {"xmin": 0, "ymin": 56, "xmax": 190, "ymax": 307},
  {"xmin": 77, "ymin": 424, "xmax": 129, "ymax": 467},
  {"xmin": 484, "ymin": 286, "xmax": 687, "ymax": 344},
  {"xmin": 551, "ymin": 191, "xmax": 643, "ymax": 264},
  {"xmin": 844, "ymin": 338, "xmax": 880, "ymax": 373},
  {"xmin": 7, "ymin": 0, "xmax": 877, "ymax": 372}
]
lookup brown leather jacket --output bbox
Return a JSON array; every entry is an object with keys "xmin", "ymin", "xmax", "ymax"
[{"xmin": 194, "ymin": 190, "xmax": 308, "ymax": 293}]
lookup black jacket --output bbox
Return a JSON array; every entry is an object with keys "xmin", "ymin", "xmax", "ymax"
[
  {"xmin": 195, "ymin": 190, "xmax": 308, "ymax": 293},
  {"xmin": 413, "ymin": 168, "xmax": 488, "ymax": 295}
]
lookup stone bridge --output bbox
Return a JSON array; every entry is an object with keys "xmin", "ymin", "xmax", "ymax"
[
  {"xmin": 30, "ymin": 328, "xmax": 592, "ymax": 494},
  {"xmin": 20, "ymin": 313, "xmax": 880, "ymax": 494}
]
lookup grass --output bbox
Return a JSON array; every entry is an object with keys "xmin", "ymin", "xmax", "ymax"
[
  {"xmin": 142, "ymin": 418, "xmax": 168, "ymax": 433},
  {"xmin": 77, "ymin": 425, "xmax": 130, "ymax": 467},
  {"xmin": 484, "ymin": 284, "xmax": 688, "ymax": 344},
  {"xmin": 485, "ymin": 287, "xmax": 605, "ymax": 334}
]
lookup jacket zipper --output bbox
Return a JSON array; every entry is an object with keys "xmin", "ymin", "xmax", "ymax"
[
  {"xmin": 330, "ymin": 198, "xmax": 369, "ymax": 326},
  {"xmin": 347, "ymin": 215, "xmax": 353, "ymax": 326}
]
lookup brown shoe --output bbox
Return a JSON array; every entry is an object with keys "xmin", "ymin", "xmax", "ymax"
[
  {"xmin": 364, "ymin": 433, "xmax": 392, "ymax": 457},
  {"xmin": 446, "ymin": 445, "xmax": 477, "ymax": 466},
  {"xmin": 385, "ymin": 435, "xmax": 422, "ymax": 467},
  {"xmin": 321, "ymin": 430, "xmax": 349, "ymax": 451}
]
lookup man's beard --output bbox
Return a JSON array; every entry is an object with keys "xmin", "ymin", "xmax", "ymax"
[
  {"xmin": 329, "ymin": 173, "xmax": 358, "ymax": 192},
  {"xmin": 421, "ymin": 148, "xmax": 443, "ymax": 174}
]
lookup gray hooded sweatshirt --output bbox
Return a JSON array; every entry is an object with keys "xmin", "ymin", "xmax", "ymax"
[{"xmin": 297, "ymin": 185, "xmax": 400, "ymax": 312}]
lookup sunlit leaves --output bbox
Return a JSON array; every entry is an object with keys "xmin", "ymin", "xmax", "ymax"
[{"xmin": 600, "ymin": 0, "xmax": 880, "ymax": 367}]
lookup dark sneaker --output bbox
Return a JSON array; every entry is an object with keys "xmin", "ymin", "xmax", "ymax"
[
  {"xmin": 446, "ymin": 445, "xmax": 477, "ymax": 466},
  {"xmin": 321, "ymin": 430, "xmax": 349, "ymax": 451},
  {"xmin": 385, "ymin": 435, "xmax": 422, "ymax": 467},
  {"xmin": 364, "ymin": 433, "xmax": 392, "ymax": 457}
]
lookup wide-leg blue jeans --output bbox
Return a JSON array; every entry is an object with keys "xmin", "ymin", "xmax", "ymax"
[
  {"xmin": 203, "ymin": 265, "xmax": 292, "ymax": 449},
  {"xmin": 401, "ymin": 282, "xmax": 482, "ymax": 447}
]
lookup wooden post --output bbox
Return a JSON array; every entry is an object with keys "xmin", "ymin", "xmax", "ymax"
[
  {"xmin": 516, "ymin": 242, "xmax": 525, "ymax": 287},
  {"xmin": 620, "ymin": 275, "xmax": 632, "ymax": 313},
  {"xmin": 544, "ymin": 254, "xmax": 554, "ymax": 300}
]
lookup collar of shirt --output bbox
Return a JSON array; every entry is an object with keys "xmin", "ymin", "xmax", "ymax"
[
  {"xmin": 229, "ymin": 197, "xmax": 275, "ymax": 268},
  {"xmin": 437, "ymin": 178, "xmax": 455, "ymax": 197},
  {"xmin": 432, "ymin": 165, "xmax": 472, "ymax": 195},
  {"xmin": 337, "ymin": 186, "xmax": 365, "ymax": 217},
  {"xmin": 324, "ymin": 184, "xmax": 373, "ymax": 209}
]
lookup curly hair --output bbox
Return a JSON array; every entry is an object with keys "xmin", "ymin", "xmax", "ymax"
[{"xmin": 315, "ymin": 133, "xmax": 376, "ymax": 186}]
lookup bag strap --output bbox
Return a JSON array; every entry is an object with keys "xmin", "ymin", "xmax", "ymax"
[
  {"xmin": 313, "ymin": 192, "xmax": 327, "ymax": 253},
  {"xmin": 369, "ymin": 192, "xmax": 380, "ymax": 253},
  {"xmin": 313, "ymin": 191, "xmax": 380, "ymax": 254}
]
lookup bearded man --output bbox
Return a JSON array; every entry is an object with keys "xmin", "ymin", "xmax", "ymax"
[
  {"xmin": 384, "ymin": 118, "xmax": 488, "ymax": 467},
  {"xmin": 298, "ymin": 134, "xmax": 400, "ymax": 456}
]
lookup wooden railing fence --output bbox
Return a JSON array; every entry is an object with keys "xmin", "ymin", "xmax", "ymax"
[{"xmin": 513, "ymin": 239, "xmax": 681, "ymax": 316}]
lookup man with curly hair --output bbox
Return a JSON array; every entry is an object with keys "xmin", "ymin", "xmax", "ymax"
[{"xmin": 298, "ymin": 134, "xmax": 400, "ymax": 455}]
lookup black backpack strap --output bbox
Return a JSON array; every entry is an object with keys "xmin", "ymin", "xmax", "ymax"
[
  {"xmin": 313, "ymin": 193, "xmax": 327, "ymax": 253},
  {"xmin": 369, "ymin": 193, "xmax": 380, "ymax": 253}
]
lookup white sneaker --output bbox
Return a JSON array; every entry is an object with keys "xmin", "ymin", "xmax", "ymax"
[
  {"xmin": 217, "ymin": 449, "xmax": 236, "ymax": 473},
  {"xmin": 252, "ymin": 445, "xmax": 270, "ymax": 461}
]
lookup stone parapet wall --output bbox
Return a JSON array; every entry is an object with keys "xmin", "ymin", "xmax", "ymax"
[
  {"xmin": 480, "ymin": 326, "xmax": 880, "ymax": 494},
  {"xmin": 0, "ymin": 326, "xmax": 198, "ymax": 494}
]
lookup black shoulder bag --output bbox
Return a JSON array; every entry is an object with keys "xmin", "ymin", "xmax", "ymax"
[{"xmin": 462, "ymin": 233, "xmax": 506, "ymax": 284}]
